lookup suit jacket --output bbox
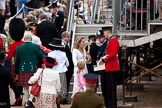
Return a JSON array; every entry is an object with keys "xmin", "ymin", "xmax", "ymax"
[
  {"xmin": 70, "ymin": 90, "xmax": 104, "ymax": 108},
  {"xmin": 36, "ymin": 20, "xmax": 58, "ymax": 49},
  {"xmin": 15, "ymin": 42, "xmax": 46, "ymax": 74},
  {"xmin": 52, "ymin": 11, "xmax": 64, "ymax": 34},
  {"xmin": 104, "ymin": 36, "xmax": 120, "ymax": 72},
  {"xmin": 62, "ymin": 41, "xmax": 74, "ymax": 72},
  {"xmin": 0, "ymin": 64, "xmax": 19, "ymax": 107},
  {"xmin": 64, "ymin": 44, "xmax": 74, "ymax": 71}
]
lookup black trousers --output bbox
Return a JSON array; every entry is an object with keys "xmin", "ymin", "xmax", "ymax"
[
  {"xmin": 66, "ymin": 67, "xmax": 74, "ymax": 96},
  {"xmin": 101, "ymin": 72, "xmax": 118, "ymax": 108}
]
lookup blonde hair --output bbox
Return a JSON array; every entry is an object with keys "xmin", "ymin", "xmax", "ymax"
[
  {"xmin": 73, "ymin": 36, "xmax": 84, "ymax": 49},
  {"xmin": 77, "ymin": 61, "xmax": 85, "ymax": 73}
]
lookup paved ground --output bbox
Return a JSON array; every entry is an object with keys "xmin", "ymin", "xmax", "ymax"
[{"xmin": 10, "ymin": 77, "xmax": 162, "ymax": 108}]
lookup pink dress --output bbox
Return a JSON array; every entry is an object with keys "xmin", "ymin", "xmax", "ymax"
[{"xmin": 71, "ymin": 71, "xmax": 86, "ymax": 98}]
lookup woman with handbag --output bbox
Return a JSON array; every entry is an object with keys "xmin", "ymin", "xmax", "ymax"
[{"xmin": 28, "ymin": 57, "xmax": 61, "ymax": 108}]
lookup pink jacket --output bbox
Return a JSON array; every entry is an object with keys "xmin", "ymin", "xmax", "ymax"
[
  {"xmin": 77, "ymin": 71, "xmax": 86, "ymax": 91},
  {"xmin": 71, "ymin": 71, "xmax": 86, "ymax": 98}
]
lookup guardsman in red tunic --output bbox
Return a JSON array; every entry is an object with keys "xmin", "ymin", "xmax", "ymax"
[
  {"xmin": 6, "ymin": 18, "xmax": 25, "ymax": 106},
  {"xmin": 99, "ymin": 27, "xmax": 120, "ymax": 108}
]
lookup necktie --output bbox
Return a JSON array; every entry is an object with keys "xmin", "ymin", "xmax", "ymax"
[{"xmin": 52, "ymin": 14, "xmax": 56, "ymax": 23}]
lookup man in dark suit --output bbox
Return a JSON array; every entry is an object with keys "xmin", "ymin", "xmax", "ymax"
[
  {"xmin": 49, "ymin": 1, "xmax": 64, "ymax": 36},
  {"xmin": 36, "ymin": 13, "xmax": 58, "ymax": 50},
  {"xmin": 0, "ymin": 50, "xmax": 21, "ymax": 108},
  {"xmin": 61, "ymin": 31, "xmax": 74, "ymax": 103},
  {"xmin": 70, "ymin": 73, "xmax": 104, "ymax": 108}
]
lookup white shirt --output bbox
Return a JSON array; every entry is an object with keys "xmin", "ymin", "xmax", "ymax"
[
  {"xmin": 32, "ymin": 36, "xmax": 42, "ymax": 45},
  {"xmin": 28, "ymin": 68, "xmax": 61, "ymax": 95},
  {"xmin": 48, "ymin": 50, "xmax": 69, "ymax": 73},
  {"xmin": 61, "ymin": 39, "xmax": 70, "ymax": 48}
]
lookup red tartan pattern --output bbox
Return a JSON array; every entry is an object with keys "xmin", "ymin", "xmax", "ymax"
[{"xmin": 17, "ymin": 72, "xmax": 34, "ymax": 87}]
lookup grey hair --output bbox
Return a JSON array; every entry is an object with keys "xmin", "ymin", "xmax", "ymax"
[
  {"xmin": 61, "ymin": 31, "xmax": 70, "ymax": 38},
  {"xmin": 39, "ymin": 13, "xmax": 48, "ymax": 20},
  {"xmin": 23, "ymin": 31, "xmax": 32, "ymax": 42}
]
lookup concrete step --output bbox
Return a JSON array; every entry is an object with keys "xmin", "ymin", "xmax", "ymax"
[{"xmin": 76, "ymin": 24, "xmax": 112, "ymax": 34}]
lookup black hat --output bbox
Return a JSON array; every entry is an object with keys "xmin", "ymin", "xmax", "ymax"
[
  {"xmin": 102, "ymin": 26, "xmax": 112, "ymax": 31},
  {"xmin": 96, "ymin": 29, "xmax": 104, "ymax": 38},
  {"xmin": 28, "ymin": 21, "xmax": 37, "ymax": 26},
  {"xmin": 84, "ymin": 73, "xmax": 98, "ymax": 84},
  {"xmin": 88, "ymin": 35, "xmax": 96, "ymax": 41},
  {"xmin": 9, "ymin": 18, "xmax": 25, "ymax": 41},
  {"xmin": 49, "ymin": 38, "xmax": 64, "ymax": 48},
  {"xmin": 0, "ymin": 50, "xmax": 6, "ymax": 63},
  {"xmin": 43, "ymin": 57, "xmax": 57, "ymax": 67},
  {"xmin": 49, "ymin": 1, "xmax": 61, "ymax": 8}
]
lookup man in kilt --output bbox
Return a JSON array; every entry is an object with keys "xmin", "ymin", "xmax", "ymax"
[{"xmin": 15, "ymin": 33, "xmax": 46, "ymax": 108}]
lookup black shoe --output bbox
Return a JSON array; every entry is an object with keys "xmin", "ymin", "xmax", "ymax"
[
  {"xmin": 25, "ymin": 100, "xmax": 35, "ymax": 108},
  {"xmin": 57, "ymin": 104, "xmax": 61, "ymax": 108},
  {"xmin": 11, "ymin": 97, "xmax": 22, "ymax": 106},
  {"xmin": 61, "ymin": 98, "xmax": 70, "ymax": 104}
]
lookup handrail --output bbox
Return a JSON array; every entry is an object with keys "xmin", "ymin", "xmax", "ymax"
[
  {"xmin": 10, "ymin": 3, "xmax": 52, "ymax": 19},
  {"xmin": 71, "ymin": 22, "xmax": 77, "ymax": 51},
  {"xmin": 66, "ymin": 0, "xmax": 74, "ymax": 32},
  {"xmin": 92, "ymin": 0, "xmax": 100, "ymax": 23},
  {"xmin": 11, "ymin": 4, "xmax": 25, "ymax": 19}
]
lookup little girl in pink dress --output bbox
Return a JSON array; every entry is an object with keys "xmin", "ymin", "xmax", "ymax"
[{"xmin": 71, "ymin": 61, "xmax": 86, "ymax": 98}]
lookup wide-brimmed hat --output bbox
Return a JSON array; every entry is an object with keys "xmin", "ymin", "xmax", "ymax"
[
  {"xmin": 96, "ymin": 29, "xmax": 104, "ymax": 38},
  {"xmin": 49, "ymin": 38, "xmax": 64, "ymax": 48},
  {"xmin": 43, "ymin": 57, "xmax": 57, "ymax": 67},
  {"xmin": 49, "ymin": 1, "xmax": 61, "ymax": 8},
  {"xmin": 0, "ymin": 50, "xmax": 6, "ymax": 63}
]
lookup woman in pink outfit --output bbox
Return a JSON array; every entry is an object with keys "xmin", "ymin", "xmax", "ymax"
[{"xmin": 71, "ymin": 61, "xmax": 86, "ymax": 98}]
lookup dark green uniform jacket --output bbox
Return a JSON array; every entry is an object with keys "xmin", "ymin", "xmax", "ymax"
[
  {"xmin": 70, "ymin": 90, "xmax": 104, "ymax": 108},
  {"xmin": 15, "ymin": 42, "xmax": 46, "ymax": 73}
]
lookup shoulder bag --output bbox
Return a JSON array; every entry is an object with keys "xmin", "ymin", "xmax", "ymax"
[{"xmin": 30, "ymin": 69, "xmax": 44, "ymax": 97}]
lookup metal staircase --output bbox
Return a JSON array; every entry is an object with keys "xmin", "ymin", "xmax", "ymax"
[{"xmin": 66, "ymin": 0, "xmax": 162, "ymax": 98}]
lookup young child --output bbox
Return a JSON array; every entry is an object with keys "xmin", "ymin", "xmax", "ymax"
[{"xmin": 71, "ymin": 61, "xmax": 86, "ymax": 98}]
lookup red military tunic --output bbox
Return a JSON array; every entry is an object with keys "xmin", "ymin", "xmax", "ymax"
[
  {"xmin": 6, "ymin": 41, "xmax": 25, "ymax": 79},
  {"xmin": 6, "ymin": 41, "xmax": 25, "ymax": 61},
  {"xmin": 104, "ymin": 36, "xmax": 120, "ymax": 72}
]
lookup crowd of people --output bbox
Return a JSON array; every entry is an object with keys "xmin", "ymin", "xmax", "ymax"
[{"xmin": 0, "ymin": 0, "xmax": 121, "ymax": 108}]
